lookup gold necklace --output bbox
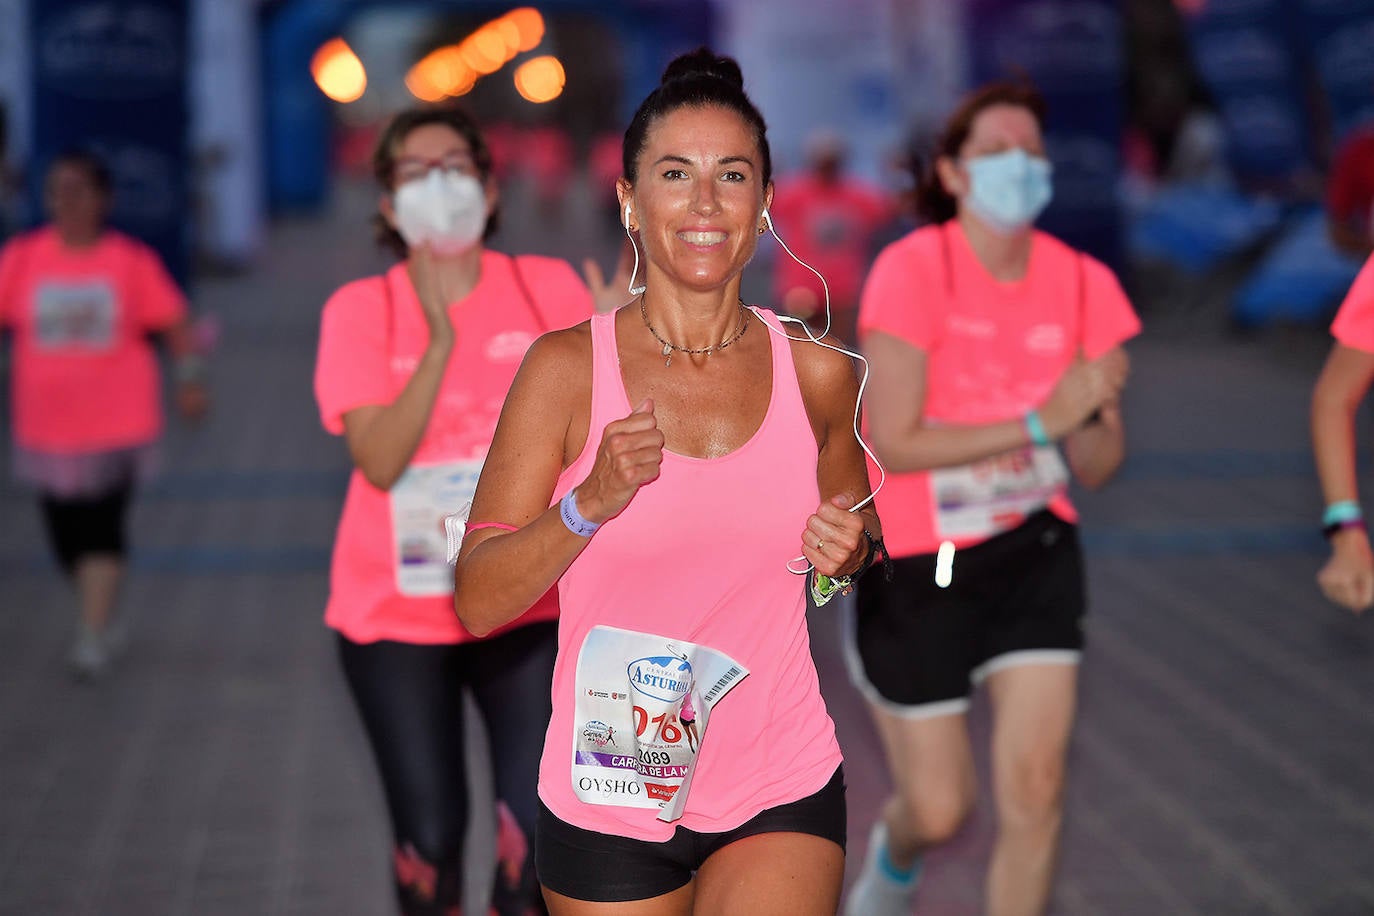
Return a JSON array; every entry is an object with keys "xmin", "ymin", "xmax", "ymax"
[{"xmin": 640, "ymin": 298, "xmax": 750, "ymax": 367}]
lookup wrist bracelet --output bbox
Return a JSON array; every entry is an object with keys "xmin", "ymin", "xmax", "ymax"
[
  {"xmin": 1323, "ymin": 518, "xmax": 1367, "ymax": 540},
  {"xmin": 1322, "ymin": 500, "xmax": 1362, "ymax": 527},
  {"xmin": 1025, "ymin": 410, "xmax": 1051, "ymax": 447},
  {"xmin": 559, "ymin": 488, "xmax": 600, "ymax": 537}
]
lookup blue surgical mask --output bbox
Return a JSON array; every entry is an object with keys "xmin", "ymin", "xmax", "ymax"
[{"xmin": 963, "ymin": 148, "xmax": 1053, "ymax": 234}]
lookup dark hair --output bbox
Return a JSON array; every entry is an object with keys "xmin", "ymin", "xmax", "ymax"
[
  {"xmin": 371, "ymin": 104, "xmax": 498, "ymax": 258},
  {"xmin": 916, "ymin": 81, "xmax": 1047, "ymax": 223},
  {"xmin": 621, "ymin": 47, "xmax": 771, "ymax": 187},
  {"xmin": 49, "ymin": 149, "xmax": 113, "ymax": 196}
]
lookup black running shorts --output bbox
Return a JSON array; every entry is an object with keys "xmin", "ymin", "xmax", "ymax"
[{"xmin": 844, "ymin": 510, "xmax": 1085, "ymax": 717}]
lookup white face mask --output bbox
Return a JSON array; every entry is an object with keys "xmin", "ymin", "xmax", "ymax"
[{"xmin": 392, "ymin": 169, "xmax": 487, "ymax": 255}]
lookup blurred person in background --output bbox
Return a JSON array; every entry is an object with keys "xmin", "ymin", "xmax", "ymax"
[
  {"xmin": 769, "ymin": 130, "xmax": 893, "ymax": 345},
  {"xmin": 453, "ymin": 48, "xmax": 872, "ymax": 914},
  {"xmin": 0, "ymin": 150, "xmax": 208, "ymax": 679},
  {"xmin": 313, "ymin": 104, "xmax": 624, "ymax": 916},
  {"xmin": 1312, "ymin": 253, "xmax": 1374, "ymax": 613},
  {"xmin": 1327, "ymin": 118, "xmax": 1374, "ymax": 258},
  {"xmin": 844, "ymin": 82, "xmax": 1139, "ymax": 916}
]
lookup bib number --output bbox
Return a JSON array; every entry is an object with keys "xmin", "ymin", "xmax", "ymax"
[
  {"xmin": 931, "ymin": 445, "xmax": 1068, "ymax": 540},
  {"xmin": 572, "ymin": 625, "xmax": 748, "ymax": 823},
  {"xmin": 389, "ymin": 459, "xmax": 484, "ymax": 596},
  {"xmin": 34, "ymin": 281, "xmax": 116, "ymax": 349}
]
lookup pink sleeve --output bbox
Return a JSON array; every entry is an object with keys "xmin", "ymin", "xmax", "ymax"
[
  {"xmin": 314, "ymin": 278, "xmax": 393, "ymax": 435},
  {"xmin": 1078, "ymin": 255, "xmax": 1142, "ymax": 359},
  {"xmin": 0, "ymin": 237, "xmax": 22, "ymax": 328},
  {"xmin": 1332, "ymin": 255, "xmax": 1374, "ymax": 353},
  {"xmin": 858, "ymin": 237, "xmax": 941, "ymax": 351},
  {"xmin": 130, "ymin": 241, "xmax": 188, "ymax": 331}
]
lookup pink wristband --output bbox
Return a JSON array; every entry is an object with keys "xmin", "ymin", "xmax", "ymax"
[{"xmin": 464, "ymin": 521, "xmax": 520, "ymax": 535}]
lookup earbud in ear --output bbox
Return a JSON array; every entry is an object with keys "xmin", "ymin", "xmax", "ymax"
[
  {"xmin": 762, "ymin": 208, "xmax": 773, "ymax": 231},
  {"xmin": 623, "ymin": 204, "xmax": 633, "ymax": 231}
]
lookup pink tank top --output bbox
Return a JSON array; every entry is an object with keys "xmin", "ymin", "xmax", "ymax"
[{"xmin": 538, "ymin": 308, "xmax": 842, "ymax": 841}]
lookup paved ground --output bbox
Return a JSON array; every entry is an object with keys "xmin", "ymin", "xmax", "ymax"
[{"xmin": 2, "ymin": 176, "xmax": 1373, "ymax": 915}]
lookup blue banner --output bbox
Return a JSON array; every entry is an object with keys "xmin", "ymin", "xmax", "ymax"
[
  {"xmin": 1298, "ymin": 0, "xmax": 1374, "ymax": 144},
  {"xmin": 965, "ymin": 0, "xmax": 1125, "ymax": 268},
  {"xmin": 1181, "ymin": 0, "xmax": 1313, "ymax": 184},
  {"xmin": 30, "ymin": 0, "xmax": 190, "ymax": 284}
]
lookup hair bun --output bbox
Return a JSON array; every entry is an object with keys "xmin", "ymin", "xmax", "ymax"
[{"xmin": 660, "ymin": 47, "xmax": 744, "ymax": 90}]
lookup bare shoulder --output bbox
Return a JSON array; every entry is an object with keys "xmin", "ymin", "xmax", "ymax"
[
  {"xmin": 786, "ymin": 331, "xmax": 862, "ymax": 402},
  {"xmin": 512, "ymin": 319, "xmax": 595, "ymax": 403}
]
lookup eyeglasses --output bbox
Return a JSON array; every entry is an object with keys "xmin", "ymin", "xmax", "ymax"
[{"xmin": 393, "ymin": 153, "xmax": 479, "ymax": 184}]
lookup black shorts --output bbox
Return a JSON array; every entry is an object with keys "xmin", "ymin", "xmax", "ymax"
[
  {"xmin": 39, "ymin": 485, "xmax": 134, "ymax": 575},
  {"xmin": 535, "ymin": 766, "xmax": 846, "ymax": 902},
  {"xmin": 844, "ymin": 510, "xmax": 1085, "ymax": 717}
]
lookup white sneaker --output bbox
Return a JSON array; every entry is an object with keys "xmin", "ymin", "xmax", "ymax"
[
  {"xmin": 845, "ymin": 820, "xmax": 920, "ymax": 916},
  {"xmin": 69, "ymin": 626, "xmax": 109, "ymax": 680}
]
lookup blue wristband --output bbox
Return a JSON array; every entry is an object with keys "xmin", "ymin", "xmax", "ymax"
[
  {"xmin": 559, "ymin": 488, "xmax": 600, "ymax": 537},
  {"xmin": 1024, "ymin": 410, "xmax": 1051, "ymax": 447},
  {"xmin": 1322, "ymin": 500, "xmax": 1363, "ymax": 527}
]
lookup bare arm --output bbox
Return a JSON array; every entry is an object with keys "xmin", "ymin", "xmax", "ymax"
[
  {"xmin": 793, "ymin": 335, "xmax": 881, "ymax": 577},
  {"xmin": 340, "ymin": 252, "xmax": 458, "ymax": 491},
  {"xmin": 341, "ymin": 338, "xmax": 451, "ymax": 491},
  {"xmin": 1062, "ymin": 399, "xmax": 1126, "ymax": 490},
  {"xmin": 862, "ymin": 331, "xmax": 1125, "ymax": 473},
  {"xmin": 1312, "ymin": 343, "xmax": 1374, "ymax": 612},
  {"xmin": 453, "ymin": 328, "xmax": 666, "ymax": 637}
]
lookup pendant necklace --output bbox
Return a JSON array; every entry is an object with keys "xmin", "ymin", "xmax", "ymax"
[{"xmin": 640, "ymin": 298, "xmax": 750, "ymax": 367}]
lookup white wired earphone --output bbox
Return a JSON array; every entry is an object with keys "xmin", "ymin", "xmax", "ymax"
[{"xmin": 623, "ymin": 202, "xmax": 887, "ymax": 576}]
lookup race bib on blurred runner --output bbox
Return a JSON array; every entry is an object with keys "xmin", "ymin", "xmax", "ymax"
[
  {"xmin": 931, "ymin": 445, "xmax": 1068, "ymax": 540},
  {"xmin": 34, "ymin": 281, "xmax": 116, "ymax": 349},
  {"xmin": 572, "ymin": 625, "xmax": 748, "ymax": 823},
  {"xmin": 389, "ymin": 459, "xmax": 483, "ymax": 596}
]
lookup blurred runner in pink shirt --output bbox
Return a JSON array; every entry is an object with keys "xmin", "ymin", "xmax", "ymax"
[
  {"xmin": 0, "ymin": 150, "xmax": 207, "ymax": 679},
  {"xmin": 1312, "ymin": 254, "xmax": 1374, "ymax": 613},
  {"xmin": 846, "ymin": 82, "xmax": 1138, "ymax": 916},
  {"xmin": 314, "ymin": 104, "xmax": 624, "ymax": 916},
  {"xmin": 769, "ymin": 130, "xmax": 893, "ymax": 345}
]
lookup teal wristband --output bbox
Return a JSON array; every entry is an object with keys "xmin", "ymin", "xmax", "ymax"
[
  {"xmin": 1322, "ymin": 500, "xmax": 1363, "ymax": 527},
  {"xmin": 1024, "ymin": 410, "xmax": 1051, "ymax": 447}
]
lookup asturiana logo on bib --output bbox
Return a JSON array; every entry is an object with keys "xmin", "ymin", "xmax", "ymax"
[{"xmin": 627, "ymin": 655, "xmax": 692, "ymax": 703}]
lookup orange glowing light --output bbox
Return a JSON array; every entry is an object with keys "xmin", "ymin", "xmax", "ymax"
[
  {"xmin": 504, "ymin": 8, "xmax": 545, "ymax": 52},
  {"xmin": 514, "ymin": 55, "xmax": 565, "ymax": 104},
  {"xmin": 406, "ymin": 46, "xmax": 477, "ymax": 100},
  {"xmin": 492, "ymin": 18, "xmax": 522, "ymax": 56},
  {"xmin": 460, "ymin": 34, "xmax": 503, "ymax": 75},
  {"xmin": 311, "ymin": 37, "xmax": 367, "ymax": 103}
]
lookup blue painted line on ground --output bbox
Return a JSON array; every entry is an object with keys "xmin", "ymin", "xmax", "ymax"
[
  {"xmin": 0, "ymin": 449, "xmax": 1359, "ymax": 504},
  {"xmin": 0, "ymin": 526, "xmax": 1326, "ymax": 577}
]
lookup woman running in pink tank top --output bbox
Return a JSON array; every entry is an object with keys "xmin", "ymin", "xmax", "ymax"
[{"xmin": 454, "ymin": 48, "xmax": 882, "ymax": 915}]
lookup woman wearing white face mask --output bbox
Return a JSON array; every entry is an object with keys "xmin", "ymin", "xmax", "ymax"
[
  {"xmin": 843, "ymin": 83, "xmax": 1140, "ymax": 916},
  {"xmin": 313, "ymin": 105, "xmax": 624, "ymax": 916}
]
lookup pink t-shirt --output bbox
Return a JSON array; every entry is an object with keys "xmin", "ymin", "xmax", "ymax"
[
  {"xmin": 1331, "ymin": 254, "xmax": 1374, "ymax": 352},
  {"xmin": 314, "ymin": 251, "xmax": 593, "ymax": 645},
  {"xmin": 539, "ymin": 309, "xmax": 842, "ymax": 841},
  {"xmin": 0, "ymin": 227, "xmax": 186, "ymax": 453},
  {"xmin": 858, "ymin": 222, "xmax": 1142, "ymax": 559},
  {"xmin": 770, "ymin": 174, "xmax": 891, "ymax": 309}
]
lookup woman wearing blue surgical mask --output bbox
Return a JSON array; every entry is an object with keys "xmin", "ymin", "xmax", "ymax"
[
  {"xmin": 313, "ymin": 105, "xmax": 626, "ymax": 916},
  {"xmin": 844, "ymin": 83, "xmax": 1141, "ymax": 916}
]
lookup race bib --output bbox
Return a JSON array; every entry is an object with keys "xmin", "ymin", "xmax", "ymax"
[
  {"xmin": 572, "ymin": 625, "xmax": 748, "ymax": 823},
  {"xmin": 389, "ymin": 459, "xmax": 484, "ymax": 596},
  {"xmin": 931, "ymin": 444, "xmax": 1068, "ymax": 540},
  {"xmin": 34, "ymin": 281, "xmax": 116, "ymax": 349}
]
